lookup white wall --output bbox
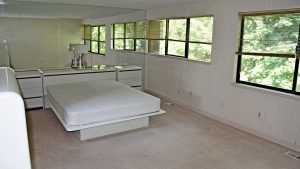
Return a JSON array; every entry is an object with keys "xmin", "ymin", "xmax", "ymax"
[
  {"xmin": 145, "ymin": 0, "xmax": 300, "ymax": 151},
  {"xmin": 0, "ymin": 17, "xmax": 82, "ymax": 69}
]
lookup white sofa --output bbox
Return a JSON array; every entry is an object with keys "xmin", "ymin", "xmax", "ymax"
[{"xmin": 0, "ymin": 67, "xmax": 31, "ymax": 169}]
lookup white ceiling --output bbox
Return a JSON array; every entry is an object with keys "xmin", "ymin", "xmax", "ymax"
[
  {"xmin": 1, "ymin": 1, "xmax": 142, "ymax": 19},
  {"xmin": 12, "ymin": 0, "xmax": 208, "ymax": 10}
]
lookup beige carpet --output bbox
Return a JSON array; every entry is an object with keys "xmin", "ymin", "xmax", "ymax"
[{"xmin": 26, "ymin": 100, "xmax": 300, "ymax": 169}]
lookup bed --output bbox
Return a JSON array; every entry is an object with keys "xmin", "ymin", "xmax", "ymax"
[{"xmin": 47, "ymin": 80, "xmax": 165, "ymax": 140}]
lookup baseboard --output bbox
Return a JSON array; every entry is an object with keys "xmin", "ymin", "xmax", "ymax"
[{"xmin": 146, "ymin": 89, "xmax": 300, "ymax": 153}]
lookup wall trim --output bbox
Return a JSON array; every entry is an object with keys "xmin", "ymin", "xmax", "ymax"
[{"xmin": 146, "ymin": 89, "xmax": 300, "ymax": 153}]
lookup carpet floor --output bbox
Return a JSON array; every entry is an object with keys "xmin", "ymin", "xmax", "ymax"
[{"xmin": 26, "ymin": 99, "xmax": 300, "ymax": 169}]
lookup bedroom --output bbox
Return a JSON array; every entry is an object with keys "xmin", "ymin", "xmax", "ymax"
[{"xmin": 0, "ymin": 0, "xmax": 300, "ymax": 169}]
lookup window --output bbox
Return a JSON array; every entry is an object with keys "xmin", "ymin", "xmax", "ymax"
[
  {"xmin": 148, "ymin": 20, "xmax": 166, "ymax": 55},
  {"xmin": 135, "ymin": 21, "xmax": 147, "ymax": 52},
  {"xmin": 167, "ymin": 19, "xmax": 187, "ymax": 57},
  {"xmin": 125, "ymin": 23, "xmax": 135, "ymax": 50},
  {"xmin": 148, "ymin": 16, "xmax": 213, "ymax": 61},
  {"xmin": 91, "ymin": 26, "xmax": 99, "ymax": 53},
  {"xmin": 99, "ymin": 26, "xmax": 106, "ymax": 55},
  {"xmin": 110, "ymin": 16, "xmax": 214, "ymax": 61},
  {"xmin": 236, "ymin": 12, "xmax": 300, "ymax": 94},
  {"xmin": 189, "ymin": 17, "xmax": 213, "ymax": 62},
  {"xmin": 112, "ymin": 23, "xmax": 125, "ymax": 50},
  {"xmin": 83, "ymin": 25, "xmax": 91, "ymax": 52},
  {"xmin": 112, "ymin": 21, "xmax": 147, "ymax": 52},
  {"xmin": 83, "ymin": 25, "xmax": 106, "ymax": 55}
]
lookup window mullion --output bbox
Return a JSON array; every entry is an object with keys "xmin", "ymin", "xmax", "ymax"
[
  {"xmin": 113, "ymin": 24, "xmax": 115, "ymax": 50},
  {"xmin": 292, "ymin": 25, "xmax": 300, "ymax": 93},
  {"xmin": 292, "ymin": 59, "xmax": 299, "ymax": 92},
  {"xmin": 165, "ymin": 19, "xmax": 169, "ymax": 55},
  {"xmin": 124, "ymin": 23, "xmax": 126, "ymax": 50},
  {"xmin": 185, "ymin": 18, "xmax": 190, "ymax": 58},
  {"xmin": 236, "ymin": 17, "xmax": 245, "ymax": 83},
  {"xmin": 98, "ymin": 26, "xmax": 100, "ymax": 54}
]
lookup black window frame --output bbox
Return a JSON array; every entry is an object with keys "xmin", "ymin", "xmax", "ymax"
[
  {"xmin": 98, "ymin": 25, "xmax": 106, "ymax": 55},
  {"xmin": 164, "ymin": 16, "xmax": 214, "ymax": 61},
  {"xmin": 110, "ymin": 16, "xmax": 214, "ymax": 62},
  {"xmin": 83, "ymin": 25, "xmax": 106, "ymax": 55},
  {"xmin": 83, "ymin": 25, "xmax": 91, "ymax": 52},
  {"xmin": 236, "ymin": 12, "xmax": 300, "ymax": 95},
  {"xmin": 147, "ymin": 19, "xmax": 167, "ymax": 55},
  {"xmin": 112, "ymin": 21, "xmax": 147, "ymax": 52},
  {"xmin": 90, "ymin": 26, "xmax": 99, "ymax": 54}
]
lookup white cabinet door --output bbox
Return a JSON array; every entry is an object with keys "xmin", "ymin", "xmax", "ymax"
[
  {"xmin": 118, "ymin": 70, "xmax": 142, "ymax": 88},
  {"xmin": 44, "ymin": 72, "xmax": 116, "ymax": 90},
  {"xmin": 17, "ymin": 78, "xmax": 43, "ymax": 109},
  {"xmin": 18, "ymin": 78, "xmax": 42, "ymax": 89}
]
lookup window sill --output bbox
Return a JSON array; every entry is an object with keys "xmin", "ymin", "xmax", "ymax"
[
  {"xmin": 146, "ymin": 52, "xmax": 212, "ymax": 65},
  {"xmin": 109, "ymin": 49, "xmax": 212, "ymax": 64},
  {"xmin": 232, "ymin": 82, "xmax": 300, "ymax": 101},
  {"xmin": 89, "ymin": 52, "xmax": 105, "ymax": 56}
]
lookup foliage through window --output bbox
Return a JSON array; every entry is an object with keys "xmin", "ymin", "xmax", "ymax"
[
  {"xmin": 167, "ymin": 19, "xmax": 187, "ymax": 57},
  {"xmin": 111, "ymin": 17, "xmax": 213, "ymax": 62},
  {"xmin": 148, "ymin": 20, "xmax": 166, "ymax": 55},
  {"xmin": 112, "ymin": 22, "xmax": 147, "ymax": 51},
  {"xmin": 189, "ymin": 17, "xmax": 213, "ymax": 61},
  {"xmin": 83, "ymin": 25, "xmax": 91, "ymax": 52},
  {"xmin": 236, "ymin": 12, "xmax": 300, "ymax": 94},
  {"xmin": 83, "ymin": 25, "xmax": 106, "ymax": 55}
]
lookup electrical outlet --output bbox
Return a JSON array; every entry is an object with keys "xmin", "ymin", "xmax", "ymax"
[
  {"xmin": 177, "ymin": 90, "xmax": 180, "ymax": 94},
  {"xmin": 258, "ymin": 112, "xmax": 262, "ymax": 118},
  {"xmin": 189, "ymin": 91, "xmax": 192, "ymax": 97}
]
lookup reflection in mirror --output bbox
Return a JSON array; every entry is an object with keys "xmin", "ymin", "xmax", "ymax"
[{"xmin": 0, "ymin": 1, "xmax": 145, "ymax": 69}]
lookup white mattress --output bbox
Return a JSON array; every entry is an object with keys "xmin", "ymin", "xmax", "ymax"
[{"xmin": 47, "ymin": 80, "xmax": 160, "ymax": 126}]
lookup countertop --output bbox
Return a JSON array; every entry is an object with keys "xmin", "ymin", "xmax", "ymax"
[{"xmin": 15, "ymin": 65, "xmax": 142, "ymax": 79}]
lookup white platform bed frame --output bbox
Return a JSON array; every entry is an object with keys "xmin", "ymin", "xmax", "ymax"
[{"xmin": 47, "ymin": 81, "xmax": 165, "ymax": 141}]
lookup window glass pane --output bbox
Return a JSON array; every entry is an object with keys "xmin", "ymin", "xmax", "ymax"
[
  {"xmin": 168, "ymin": 40, "xmax": 185, "ymax": 56},
  {"xmin": 114, "ymin": 39, "xmax": 124, "ymax": 49},
  {"xmin": 81, "ymin": 26, "xmax": 84, "ymax": 39},
  {"xmin": 169, "ymin": 19, "xmax": 186, "ymax": 41},
  {"xmin": 149, "ymin": 40, "xmax": 165, "ymax": 55},
  {"xmin": 126, "ymin": 23, "xmax": 135, "ymax": 38},
  {"xmin": 189, "ymin": 43, "xmax": 211, "ymax": 62},
  {"xmin": 85, "ymin": 40, "xmax": 90, "ymax": 51},
  {"xmin": 243, "ymin": 13, "xmax": 300, "ymax": 54},
  {"xmin": 84, "ymin": 25, "xmax": 91, "ymax": 40},
  {"xmin": 136, "ymin": 39, "xmax": 146, "ymax": 52},
  {"xmin": 91, "ymin": 26, "xmax": 98, "ymax": 41},
  {"xmin": 99, "ymin": 26, "xmax": 105, "ymax": 41},
  {"xmin": 114, "ymin": 24, "xmax": 124, "ymax": 38},
  {"xmin": 91, "ymin": 41, "xmax": 98, "ymax": 53},
  {"xmin": 100, "ymin": 42, "xmax": 106, "ymax": 54},
  {"xmin": 190, "ymin": 17, "xmax": 213, "ymax": 43},
  {"xmin": 240, "ymin": 55, "xmax": 295, "ymax": 90},
  {"xmin": 136, "ymin": 21, "xmax": 146, "ymax": 38},
  {"xmin": 125, "ymin": 39, "xmax": 134, "ymax": 50},
  {"xmin": 148, "ymin": 20, "xmax": 166, "ymax": 39}
]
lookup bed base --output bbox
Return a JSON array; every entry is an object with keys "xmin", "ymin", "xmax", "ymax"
[
  {"xmin": 79, "ymin": 117, "xmax": 149, "ymax": 141},
  {"xmin": 48, "ymin": 101, "xmax": 165, "ymax": 141}
]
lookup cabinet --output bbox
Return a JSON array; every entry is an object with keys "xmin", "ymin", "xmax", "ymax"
[
  {"xmin": 118, "ymin": 66, "xmax": 142, "ymax": 90},
  {"xmin": 16, "ymin": 65, "xmax": 143, "ymax": 109},
  {"xmin": 16, "ymin": 71, "xmax": 43, "ymax": 109}
]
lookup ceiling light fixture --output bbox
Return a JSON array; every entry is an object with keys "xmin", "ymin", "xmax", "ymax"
[{"xmin": 0, "ymin": 1, "xmax": 5, "ymax": 5}]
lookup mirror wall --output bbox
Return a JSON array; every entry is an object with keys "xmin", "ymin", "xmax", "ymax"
[{"xmin": 0, "ymin": 1, "xmax": 146, "ymax": 69}]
